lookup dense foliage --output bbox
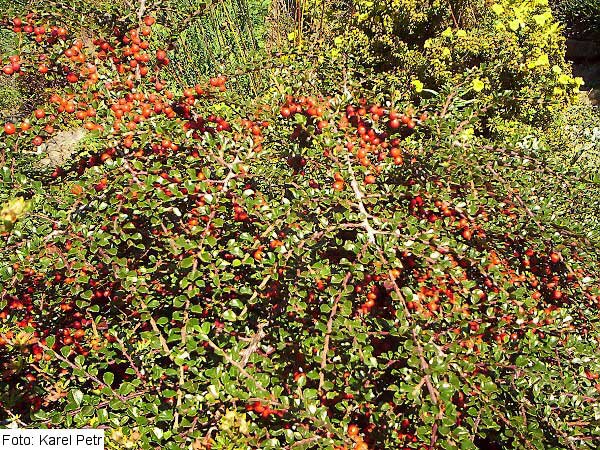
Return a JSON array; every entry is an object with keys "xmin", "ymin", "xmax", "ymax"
[
  {"xmin": 550, "ymin": 0, "xmax": 600, "ymax": 39},
  {"xmin": 1, "ymin": 1, "xmax": 600, "ymax": 449},
  {"xmin": 323, "ymin": 0, "xmax": 582, "ymax": 127}
]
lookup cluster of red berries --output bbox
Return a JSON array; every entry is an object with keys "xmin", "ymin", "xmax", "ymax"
[{"xmin": 245, "ymin": 401, "xmax": 284, "ymax": 419}]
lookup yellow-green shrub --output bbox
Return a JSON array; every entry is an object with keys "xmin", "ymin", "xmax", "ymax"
[{"xmin": 328, "ymin": 0, "xmax": 582, "ymax": 126}]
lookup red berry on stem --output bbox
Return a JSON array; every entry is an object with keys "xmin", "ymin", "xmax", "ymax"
[{"xmin": 4, "ymin": 123, "xmax": 16, "ymax": 135}]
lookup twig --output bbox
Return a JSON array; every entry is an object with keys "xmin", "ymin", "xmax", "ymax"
[
  {"xmin": 139, "ymin": 298, "xmax": 172, "ymax": 357},
  {"xmin": 113, "ymin": 332, "xmax": 145, "ymax": 382},
  {"xmin": 487, "ymin": 404, "xmax": 540, "ymax": 450},
  {"xmin": 38, "ymin": 342, "xmax": 128, "ymax": 403},
  {"xmin": 318, "ymin": 271, "xmax": 352, "ymax": 393},
  {"xmin": 137, "ymin": 0, "xmax": 146, "ymax": 23},
  {"xmin": 290, "ymin": 435, "xmax": 320, "ymax": 448},
  {"xmin": 0, "ymin": 405, "xmax": 27, "ymax": 427},
  {"xmin": 386, "ymin": 261, "xmax": 444, "ymax": 447},
  {"xmin": 204, "ymin": 337, "xmax": 274, "ymax": 400},
  {"xmin": 345, "ymin": 154, "xmax": 377, "ymax": 244},
  {"xmin": 42, "ymin": 391, "xmax": 148, "ymax": 425},
  {"xmin": 175, "ymin": 259, "xmax": 196, "ymax": 430},
  {"xmin": 239, "ymin": 322, "xmax": 267, "ymax": 369}
]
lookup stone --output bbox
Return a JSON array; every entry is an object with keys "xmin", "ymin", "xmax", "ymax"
[{"xmin": 34, "ymin": 127, "xmax": 87, "ymax": 168}]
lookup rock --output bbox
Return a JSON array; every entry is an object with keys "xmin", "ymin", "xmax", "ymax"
[
  {"xmin": 589, "ymin": 89, "xmax": 600, "ymax": 106},
  {"xmin": 35, "ymin": 128, "xmax": 87, "ymax": 168}
]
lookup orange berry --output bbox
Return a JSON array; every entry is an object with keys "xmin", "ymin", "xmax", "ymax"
[
  {"xmin": 4, "ymin": 122, "xmax": 16, "ymax": 134},
  {"xmin": 333, "ymin": 180, "xmax": 345, "ymax": 191}
]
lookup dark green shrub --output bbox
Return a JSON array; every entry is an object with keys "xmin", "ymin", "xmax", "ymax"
[{"xmin": 550, "ymin": 0, "xmax": 600, "ymax": 39}]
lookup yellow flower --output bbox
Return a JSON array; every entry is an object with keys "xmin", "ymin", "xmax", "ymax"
[
  {"xmin": 411, "ymin": 79, "xmax": 424, "ymax": 93},
  {"xmin": 472, "ymin": 78, "xmax": 485, "ymax": 92}
]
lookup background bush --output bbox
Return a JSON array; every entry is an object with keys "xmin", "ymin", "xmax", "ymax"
[
  {"xmin": 313, "ymin": 0, "xmax": 583, "ymax": 128},
  {"xmin": 550, "ymin": 0, "xmax": 600, "ymax": 39}
]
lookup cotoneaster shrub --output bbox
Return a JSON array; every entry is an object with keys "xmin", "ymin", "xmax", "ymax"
[{"xmin": 1, "ymin": 3, "xmax": 600, "ymax": 450}]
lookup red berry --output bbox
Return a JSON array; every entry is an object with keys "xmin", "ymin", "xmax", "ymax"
[
  {"xmin": 364, "ymin": 175, "xmax": 376, "ymax": 184},
  {"xmin": 4, "ymin": 123, "xmax": 16, "ymax": 135}
]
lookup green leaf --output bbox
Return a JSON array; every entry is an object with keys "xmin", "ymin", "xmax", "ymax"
[
  {"xmin": 153, "ymin": 427, "xmax": 164, "ymax": 440},
  {"xmin": 103, "ymin": 372, "xmax": 114, "ymax": 386},
  {"xmin": 72, "ymin": 390, "xmax": 84, "ymax": 407},
  {"xmin": 181, "ymin": 257, "xmax": 194, "ymax": 269},
  {"xmin": 222, "ymin": 310, "xmax": 237, "ymax": 321}
]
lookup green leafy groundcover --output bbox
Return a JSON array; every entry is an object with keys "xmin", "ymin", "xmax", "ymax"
[{"xmin": 1, "ymin": 4, "xmax": 600, "ymax": 450}]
